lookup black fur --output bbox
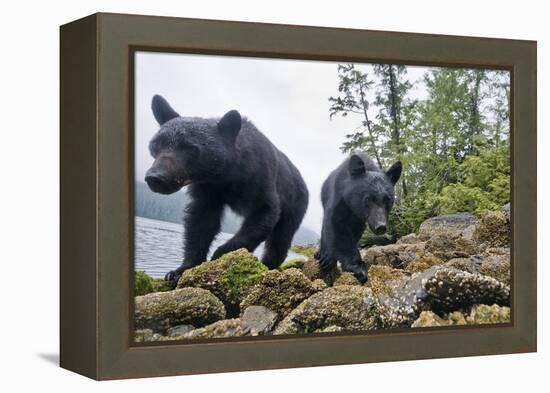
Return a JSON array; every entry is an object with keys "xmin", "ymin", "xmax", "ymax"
[
  {"xmin": 315, "ymin": 153, "xmax": 402, "ymax": 283},
  {"xmin": 145, "ymin": 95, "xmax": 309, "ymax": 282}
]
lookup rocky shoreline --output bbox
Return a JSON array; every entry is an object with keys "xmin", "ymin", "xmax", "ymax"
[{"xmin": 134, "ymin": 206, "xmax": 511, "ymax": 342}]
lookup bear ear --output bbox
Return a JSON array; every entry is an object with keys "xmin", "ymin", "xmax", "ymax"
[
  {"xmin": 386, "ymin": 161, "xmax": 402, "ymax": 184},
  {"xmin": 151, "ymin": 95, "xmax": 180, "ymax": 125},
  {"xmin": 218, "ymin": 110, "xmax": 242, "ymax": 143},
  {"xmin": 349, "ymin": 154, "xmax": 366, "ymax": 177}
]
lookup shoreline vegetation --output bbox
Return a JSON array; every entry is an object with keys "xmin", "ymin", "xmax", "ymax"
[{"xmin": 134, "ymin": 204, "xmax": 511, "ymax": 342}]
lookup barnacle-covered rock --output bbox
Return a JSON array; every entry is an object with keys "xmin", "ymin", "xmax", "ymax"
[
  {"xmin": 301, "ymin": 257, "xmax": 341, "ymax": 285},
  {"xmin": 366, "ymin": 265, "xmax": 409, "ymax": 296},
  {"xmin": 333, "ymin": 272, "xmax": 362, "ymax": 286}
]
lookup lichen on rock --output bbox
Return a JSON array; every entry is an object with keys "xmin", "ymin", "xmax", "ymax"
[
  {"xmin": 135, "ymin": 271, "xmax": 155, "ymax": 296},
  {"xmin": 474, "ymin": 210, "xmax": 510, "ymax": 248},
  {"xmin": 467, "ymin": 304, "xmax": 511, "ymax": 324},
  {"xmin": 366, "ymin": 265, "xmax": 409, "ymax": 296},
  {"xmin": 333, "ymin": 272, "xmax": 362, "ymax": 286},
  {"xmin": 411, "ymin": 311, "xmax": 467, "ymax": 328},
  {"xmin": 240, "ymin": 268, "xmax": 320, "ymax": 320},
  {"xmin": 273, "ymin": 286, "xmax": 379, "ymax": 334},
  {"xmin": 362, "ymin": 242, "xmax": 426, "ymax": 269},
  {"xmin": 177, "ymin": 248, "xmax": 268, "ymax": 315},
  {"xmin": 405, "ymin": 252, "xmax": 444, "ymax": 273},
  {"xmin": 135, "ymin": 287, "xmax": 226, "ymax": 332},
  {"xmin": 184, "ymin": 319, "xmax": 251, "ymax": 339}
]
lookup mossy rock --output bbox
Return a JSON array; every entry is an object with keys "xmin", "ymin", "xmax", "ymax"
[
  {"xmin": 177, "ymin": 248, "xmax": 268, "ymax": 316},
  {"xmin": 466, "ymin": 304, "xmax": 511, "ymax": 324},
  {"xmin": 290, "ymin": 244, "xmax": 318, "ymax": 259},
  {"xmin": 474, "ymin": 210, "xmax": 510, "ymax": 248},
  {"xmin": 240, "ymin": 268, "xmax": 320, "ymax": 320},
  {"xmin": 279, "ymin": 258, "xmax": 305, "ymax": 270},
  {"xmin": 418, "ymin": 213, "xmax": 478, "ymax": 241},
  {"xmin": 135, "ymin": 287, "xmax": 226, "ymax": 332},
  {"xmin": 411, "ymin": 311, "xmax": 467, "ymax": 328},
  {"xmin": 152, "ymin": 278, "xmax": 177, "ymax": 292},
  {"xmin": 405, "ymin": 252, "xmax": 444, "ymax": 273},
  {"xmin": 273, "ymin": 286, "xmax": 380, "ymax": 334},
  {"xmin": 135, "ymin": 271, "xmax": 155, "ymax": 296}
]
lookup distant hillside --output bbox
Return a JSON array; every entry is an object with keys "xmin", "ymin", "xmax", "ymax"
[{"xmin": 135, "ymin": 181, "xmax": 319, "ymax": 245}]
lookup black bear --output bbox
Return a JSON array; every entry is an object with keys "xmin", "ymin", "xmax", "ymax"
[
  {"xmin": 145, "ymin": 95, "xmax": 309, "ymax": 282},
  {"xmin": 315, "ymin": 153, "xmax": 402, "ymax": 283}
]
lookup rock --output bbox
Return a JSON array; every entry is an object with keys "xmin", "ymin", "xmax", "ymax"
[
  {"xmin": 473, "ymin": 210, "xmax": 510, "ymax": 248},
  {"xmin": 405, "ymin": 252, "xmax": 444, "ymax": 273},
  {"xmin": 333, "ymin": 272, "xmax": 362, "ymax": 286},
  {"xmin": 480, "ymin": 254, "xmax": 511, "ymax": 285},
  {"xmin": 362, "ymin": 242, "xmax": 426, "ymax": 269},
  {"xmin": 166, "ymin": 324, "xmax": 195, "ymax": 337},
  {"xmin": 366, "ymin": 265, "xmax": 409, "ymax": 296},
  {"xmin": 411, "ymin": 311, "xmax": 467, "ymax": 327},
  {"xmin": 314, "ymin": 325, "xmax": 344, "ymax": 333},
  {"xmin": 290, "ymin": 244, "xmax": 318, "ymax": 258},
  {"xmin": 177, "ymin": 248, "xmax": 268, "ymax": 315},
  {"xmin": 466, "ymin": 304, "xmax": 511, "ymax": 324},
  {"xmin": 135, "ymin": 287, "xmax": 226, "ymax": 332},
  {"xmin": 273, "ymin": 286, "xmax": 379, "ymax": 334},
  {"xmin": 375, "ymin": 266, "xmax": 510, "ymax": 328},
  {"xmin": 301, "ymin": 257, "xmax": 341, "ymax": 285},
  {"xmin": 418, "ymin": 212, "xmax": 478, "ymax": 241},
  {"xmin": 240, "ymin": 268, "xmax": 320, "ymax": 320},
  {"xmin": 443, "ymin": 256, "xmax": 483, "ymax": 274},
  {"xmin": 279, "ymin": 259, "xmax": 305, "ymax": 270},
  {"xmin": 312, "ymin": 279, "xmax": 328, "ymax": 291},
  {"xmin": 152, "ymin": 278, "xmax": 176, "ymax": 292},
  {"xmin": 397, "ymin": 233, "xmax": 422, "ymax": 244},
  {"xmin": 424, "ymin": 233, "xmax": 479, "ymax": 261},
  {"xmin": 502, "ymin": 203, "xmax": 511, "ymax": 222},
  {"xmin": 241, "ymin": 306, "xmax": 278, "ymax": 335},
  {"xmin": 184, "ymin": 319, "xmax": 250, "ymax": 339},
  {"xmin": 134, "ymin": 329, "xmax": 155, "ymax": 342},
  {"xmin": 135, "ymin": 271, "xmax": 155, "ymax": 296},
  {"xmin": 406, "ymin": 266, "xmax": 510, "ymax": 314}
]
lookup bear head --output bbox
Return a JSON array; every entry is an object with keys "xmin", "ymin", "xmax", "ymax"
[
  {"xmin": 145, "ymin": 95, "xmax": 242, "ymax": 194},
  {"xmin": 343, "ymin": 155, "xmax": 402, "ymax": 234}
]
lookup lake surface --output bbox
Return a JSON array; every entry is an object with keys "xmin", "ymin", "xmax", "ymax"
[{"xmin": 135, "ymin": 216, "xmax": 306, "ymax": 278}]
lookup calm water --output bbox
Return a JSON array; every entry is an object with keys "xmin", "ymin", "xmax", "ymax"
[{"xmin": 135, "ymin": 216, "xmax": 306, "ymax": 278}]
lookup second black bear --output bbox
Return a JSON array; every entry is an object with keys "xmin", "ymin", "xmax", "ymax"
[
  {"xmin": 145, "ymin": 95, "xmax": 309, "ymax": 282},
  {"xmin": 316, "ymin": 153, "xmax": 402, "ymax": 283}
]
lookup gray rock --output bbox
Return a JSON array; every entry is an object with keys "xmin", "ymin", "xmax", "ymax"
[
  {"xmin": 241, "ymin": 306, "xmax": 278, "ymax": 335},
  {"xmin": 418, "ymin": 213, "xmax": 478, "ymax": 241},
  {"xmin": 166, "ymin": 324, "xmax": 195, "ymax": 337}
]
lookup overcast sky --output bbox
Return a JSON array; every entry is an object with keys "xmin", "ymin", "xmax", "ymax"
[{"xmin": 135, "ymin": 52, "xmax": 429, "ymax": 233}]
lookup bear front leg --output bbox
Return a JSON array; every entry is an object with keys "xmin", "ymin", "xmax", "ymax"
[
  {"xmin": 331, "ymin": 225, "xmax": 368, "ymax": 283},
  {"xmin": 164, "ymin": 189, "xmax": 224, "ymax": 282},
  {"xmin": 211, "ymin": 201, "xmax": 280, "ymax": 260},
  {"xmin": 316, "ymin": 216, "xmax": 338, "ymax": 272}
]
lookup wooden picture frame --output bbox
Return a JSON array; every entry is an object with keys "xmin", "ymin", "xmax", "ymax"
[{"xmin": 60, "ymin": 12, "xmax": 537, "ymax": 380}]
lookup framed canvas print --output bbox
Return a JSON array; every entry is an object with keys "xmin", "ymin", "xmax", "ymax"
[{"xmin": 60, "ymin": 13, "xmax": 537, "ymax": 380}]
